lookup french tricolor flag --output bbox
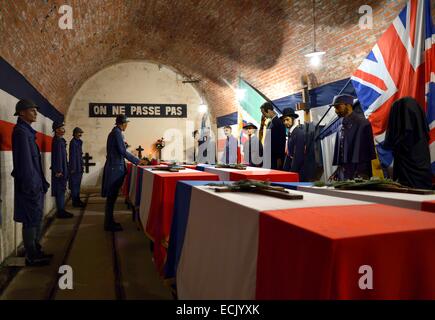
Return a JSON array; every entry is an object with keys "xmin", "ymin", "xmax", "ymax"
[
  {"xmin": 0, "ymin": 89, "xmax": 55, "ymax": 153},
  {"xmin": 0, "ymin": 57, "xmax": 63, "ymax": 152},
  {"xmin": 0, "ymin": 57, "xmax": 64, "ymax": 224}
]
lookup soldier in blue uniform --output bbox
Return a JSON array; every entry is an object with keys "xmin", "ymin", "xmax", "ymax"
[
  {"xmin": 220, "ymin": 126, "xmax": 238, "ymax": 164},
  {"xmin": 102, "ymin": 115, "xmax": 145, "ymax": 232},
  {"xmin": 11, "ymin": 99, "xmax": 52, "ymax": 266},
  {"xmin": 69, "ymin": 127, "xmax": 85, "ymax": 208},
  {"xmin": 51, "ymin": 121, "xmax": 74, "ymax": 219},
  {"xmin": 242, "ymin": 123, "xmax": 263, "ymax": 167},
  {"xmin": 330, "ymin": 94, "xmax": 376, "ymax": 181}
]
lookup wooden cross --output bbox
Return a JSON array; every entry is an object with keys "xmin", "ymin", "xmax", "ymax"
[
  {"xmin": 207, "ymin": 180, "xmax": 303, "ymax": 200},
  {"xmin": 136, "ymin": 145, "xmax": 144, "ymax": 159},
  {"xmin": 83, "ymin": 152, "xmax": 96, "ymax": 173}
]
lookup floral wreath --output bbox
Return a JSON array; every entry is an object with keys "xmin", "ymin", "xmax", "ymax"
[{"xmin": 155, "ymin": 137, "xmax": 165, "ymax": 150}]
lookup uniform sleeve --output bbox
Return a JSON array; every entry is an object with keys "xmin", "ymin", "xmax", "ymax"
[
  {"xmin": 332, "ymin": 130, "xmax": 341, "ymax": 166},
  {"xmin": 69, "ymin": 141, "xmax": 79, "ymax": 173},
  {"xmin": 115, "ymin": 130, "xmax": 140, "ymax": 165},
  {"xmin": 290, "ymin": 128, "xmax": 306, "ymax": 172},
  {"xmin": 363, "ymin": 122, "xmax": 377, "ymax": 161},
  {"xmin": 12, "ymin": 131, "xmax": 33, "ymax": 183},
  {"xmin": 271, "ymin": 117, "xmax": 286, "ymax": 159},
  {"xmin": 231, "ymin": 137, "xmax": 238, "ymax": 163},
  {"xmin": 12, "ymin": 130, "xmax": 37, "ymax": 191},
  {"xmin": 68, "ymin": 141, "xmax": 75, "ymax": 172},
  {"xmin": 220, "ymin": 139, "xmax": 226, "ymax": 163},
  {"xmin": 51, "ymin": 138, "xmax": 62, "ymax": 173}
]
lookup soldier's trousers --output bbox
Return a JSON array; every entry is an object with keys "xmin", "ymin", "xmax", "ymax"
[
  {"xmin": 22, "ymin": 226, "xmax": 43, "ymax": 259},
  {"xmin": 104, "ymin": 193, "xmax": 118, "ymax": 227},
  {"xmin": 104, "ymin": 179, "xmax": 123, "ymax": 227},
  {"xmin": 70, "ymin": 173, "xmax": 82, "ymax": 202},
  {"xmin": 55, "ymin": 193, "xmax": 65, "ymax": 212}
]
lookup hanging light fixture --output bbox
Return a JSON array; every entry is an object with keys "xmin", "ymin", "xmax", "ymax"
[
  {"xmin": 198, "ymin": 99, "xmax": 208, "ymax": 113},
  {"xmin": 305, "ymin": 0, "xmax": 325, "ymax": 67}
]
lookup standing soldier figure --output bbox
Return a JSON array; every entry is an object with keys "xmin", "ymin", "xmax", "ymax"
[
  {"xmin": 281, "ymin": 108, "xmax": 306, "ymax": 179},
  {"xmin": 242, "ymin": 122, "xmax": 263, "ymax": 167},
  {"xmin": 69, "ymin": 127, "xmax": 85, "ymax": 208},
  {"xmin": 102, "ymin": 115, "xmax": 145, "ymax": 232},
  {"xmin": 260, "ymin": 102, "xmax": 287, "ymax": 169},
  {"xmin": 11, "ymin": 99, "xmax": 52, "ymax": 266},
  {"xmin": 51, "ymin": 121, "xmax": 74, "ymax": 219}
]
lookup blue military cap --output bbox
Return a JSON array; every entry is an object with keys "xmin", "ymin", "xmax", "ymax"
[
  {"xmin": 115, "ymin": 114, "xmax": 129, "ymax": 125},
  {"xmin": 52, "ymin": 121, "xmax": 65, "ymax": 131},
  {"xmin": 14, "ymin": 99, "xmax": 39, "ymax": 116},
  {"xmin": 73, "ymin": 127, "xmax": 84, "ymax": 135},
  {"xmin": 331, "ymin": 94, "xmax": 356, "ymax": 106}
]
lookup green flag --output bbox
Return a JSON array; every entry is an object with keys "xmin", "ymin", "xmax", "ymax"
[{"xmin": 238, "ymin": 78, "xmax": 267, "ymax": 127}]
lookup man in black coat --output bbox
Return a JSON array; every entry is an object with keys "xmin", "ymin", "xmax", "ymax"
[
  {"xmin": 281, "ymin": 108, "xmax": 306, "ymax": 179},
  {"xmin": 260, "ymin": 102, "xmax": 286, "ymax": 169},
  {"xmin": 330, "ymin": 94, "xmax": 376, "ymax": 181}
]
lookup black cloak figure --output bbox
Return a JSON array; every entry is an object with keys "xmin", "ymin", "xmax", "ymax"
[{"xmin": 384, "ymin": 97, "xmax": 432, "ymax": 189}]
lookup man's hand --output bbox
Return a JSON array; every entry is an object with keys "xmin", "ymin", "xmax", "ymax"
[
  {"xmin": 138, "ymin": 159, "xmax": 147, "ymax": 166},
  {"xmin": 55, "ymin": 172, "xmax": 63, "ymax": 178}
]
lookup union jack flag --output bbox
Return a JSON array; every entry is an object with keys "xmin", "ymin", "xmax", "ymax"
[{"xmin": 351, "ymin": 0, "xmax": 435, "ymax": 172}]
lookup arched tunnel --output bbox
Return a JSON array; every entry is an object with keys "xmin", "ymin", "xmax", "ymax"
[{"xmin": 0, "ymin": 0, "xmax": 435, "ymax": 306}]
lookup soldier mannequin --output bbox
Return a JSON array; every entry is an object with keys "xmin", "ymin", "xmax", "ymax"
[
  {"xmin": 102, "ymin": 115, "xmax": 146, "ymax": 232},
  {"xmin": 281, "ymin": 108, "xmax": 306, "ymax": 178},
  {"xmin": 220, "ymin": 126, "xmax": 238, "ymax": 164},
  {"xmin": 11, "ymin": 99, "xmax": 52, "ymax": 266},
  {"xmin": 51, "ymin": 122, "xmax": 74, "ymax": 219},
  {"xmin": 330, "ymin": 94, "xmax": 376, "ymax": 181},
  {"xmin": 242, "ymin": 123, "xmax": 263, "ymax": 167},
  {"xmin": 69, "ymin": 127, "xmax": 85, "ymax": 207},
  {"xmin": 260, "ymin": 102, "xmax": 286, "ymax": 169}
]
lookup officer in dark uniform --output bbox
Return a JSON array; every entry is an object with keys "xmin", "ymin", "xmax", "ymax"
[
  {"xmin": 102, "ymin": 115, "xmax": 145, "ymax": 232},
  {"xmin": 69, "ymin": 127, "xmax": 85, "ymax": 207},
  {"xmin": 51, "ymin": 121, "xmax": 74, "ymax": 219},
  {"xmin": 11, "ymin": 99, "xmax": 52, "ymax": 266}
]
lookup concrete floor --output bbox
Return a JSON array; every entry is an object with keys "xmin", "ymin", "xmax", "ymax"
[{"xmin": 0, "ymin": 193, "xmax": 173, "ymax": 300}]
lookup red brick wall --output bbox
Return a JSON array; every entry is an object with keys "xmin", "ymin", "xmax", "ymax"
[
  {"xmin": 203, "ymin": 0, "xmax": 435, "ymax": 118},
  {"xmin": 0, "ymin": 0, "xmax": 433, "ymax": 119}
]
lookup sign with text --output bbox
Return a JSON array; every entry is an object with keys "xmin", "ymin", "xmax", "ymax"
[{"xmin": 89, "ymin": 103, "xmax": 187, "ymax": 118}]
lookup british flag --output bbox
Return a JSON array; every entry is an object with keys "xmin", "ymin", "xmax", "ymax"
[{"xmin": 351, "ymin": 0, "xmax": 435, "ymax": 172}]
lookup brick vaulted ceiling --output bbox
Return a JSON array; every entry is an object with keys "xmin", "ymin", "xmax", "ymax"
[{"xmin": 0, "ymin": 0, "xmax": 424, "ymax": 118}]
